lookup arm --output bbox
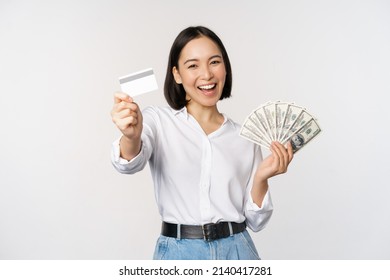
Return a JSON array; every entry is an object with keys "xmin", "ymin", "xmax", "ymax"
[
  {"xmin": 251, "ymin": 141, "xmax": 294, "ymax": 208},
  {"xmin": 111, "ymin": 92, "xmax": 143, "ymax": 161},
  {"xmin": 244, "ymin": 142, "xmax": 293, "ymax": 232}
]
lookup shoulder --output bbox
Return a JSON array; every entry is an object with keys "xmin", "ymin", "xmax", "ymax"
[
  {"xmin": 141, "ymin": 105, "xmax": 179, "ymax": 124},
  {"xmin": 223, "ymin": 114, "xmax": 260, "ymax": 150},
  {"xmin": 222, "ymin": 113, "xmax": 242, "ymax": 133},
  {"xmin": 142, "ymin": 105, "xmax": 177, "ymax": 118}
]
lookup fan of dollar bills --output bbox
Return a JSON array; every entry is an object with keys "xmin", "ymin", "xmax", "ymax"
[{"xmin": 239, "ymin": 101, "xmax": 321, "ymax": 153}]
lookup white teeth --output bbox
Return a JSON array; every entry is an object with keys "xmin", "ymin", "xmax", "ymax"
[{"xmin": 198, "ymin": 84, "xmax": 216, "ymax": 90}]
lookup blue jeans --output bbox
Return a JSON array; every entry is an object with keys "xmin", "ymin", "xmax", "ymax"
[{"xmin": 153, "ymin": 230, "xmax": 260, "ymax": 260}]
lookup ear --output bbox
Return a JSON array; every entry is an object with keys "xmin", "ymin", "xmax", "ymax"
[{"xmin": 172, "ymin": 66, "xmax": 182, "ymax": 84}]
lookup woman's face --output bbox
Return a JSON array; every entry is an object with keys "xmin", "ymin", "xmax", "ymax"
[{"xmin": 173, "ymin": 36, "xmax": 226, "ymax": 109}]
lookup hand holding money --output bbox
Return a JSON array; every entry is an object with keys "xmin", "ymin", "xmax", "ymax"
[
  {"xmin": 255, "ymin": 141, "xmax": 294, "ymax": 182},
  {"xmin": 240, "ymin": 101, "xmax": 321, "ymax": 153}
]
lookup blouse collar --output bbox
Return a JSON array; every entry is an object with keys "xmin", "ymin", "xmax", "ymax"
[{"xmin": 170, "ymin": 106, "xmax": 236, "ymax": 129}]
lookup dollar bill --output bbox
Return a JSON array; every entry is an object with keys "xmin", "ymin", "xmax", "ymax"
[
  {"xmin": 247, "ymin": 110, "xmax": 273, "ymax": 143},
  {"xmin": 254, "ymin": 106, "xmax": 273, "ymax": 142},
  {"xmin": 263, "ymin": 103, "xmax": 277, "ymax": 141},
  {"xmin": 278, "ymin": 104, "xmax": 304, "ymax": 143},
  {"xmin": 275, "ymin": 102, "xmax": 290, "ymax": 141},
  {"xmin": 240, "ymin": 126, "xmax": 270, "ymax": 149},
  {"xmin": 284, "ymin": 118, "xmax": 321, "ymax": 153},
  {"xmin": 242, "ymin": 118, "xmax": 272, "ymax": 146},
  {"xmin": 280, "ymin": 109, "xmax": 313, "ymax": 144},
  {"xmin": 240, "ymin": 101, "xmax": 321, "ymax": 153}
]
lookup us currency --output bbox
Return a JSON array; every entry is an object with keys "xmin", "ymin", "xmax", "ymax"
[
  {"xmin": 275, "ymin": 102, "xmax": 290, "ymax": 141},
  {"xmin": 240, "ymin": 101, "xmax": 321, "ymax": 153},
  {"xmin": 247, "ymin": 111, "xmax": 273, "ymax": 143},
  {"xmin": 263, "ymin": 103, "xmax": 277, "ymax": 141},
  {"xmin": 278, "ymin": 104, "xmax": 304, "ymax": 143},
  {"xmin": 240, "ymin": 125, "xmax": 270, "ymax": 149},
  {"xmin": 280, "ymin": 109, "xmax": 313, "ymax": 144},
  {"xmin": 243, "ymin": 116, "xmax": 271, "ymax": 146},
  {"xmin": 285, "ymin": 118, "xmax": 321, "ymax": 153},
  {"xmin": 254, "ymin": 107, "xmax": 273, "ymax": 142}
]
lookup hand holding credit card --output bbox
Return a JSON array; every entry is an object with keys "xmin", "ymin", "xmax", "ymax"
[{"xmin": 119, "ymin": 68, "xmax": 158, "ymax": 97}]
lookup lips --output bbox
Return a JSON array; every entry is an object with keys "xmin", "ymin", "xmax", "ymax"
[{"xmin": 197, "ymin": 83, "xmax": 216, "ymax": 90}]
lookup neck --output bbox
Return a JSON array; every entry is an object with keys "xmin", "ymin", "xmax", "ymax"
[
  {"xmin": 185, "ymin": 102, "xmax": 225, "ymax": 135},
  {"xmin": 186, "ymin": 103, "xmax": 221, "ymax": 123}
]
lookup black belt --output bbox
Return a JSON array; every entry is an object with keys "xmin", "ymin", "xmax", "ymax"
[{"xmin": 161, "ymin": 221, "xmax": 246, "ymax": 241}]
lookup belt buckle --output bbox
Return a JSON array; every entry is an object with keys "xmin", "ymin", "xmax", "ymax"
[{"xmin": 202, "ymin": 223, "xmax": 218, "ymax": 241}]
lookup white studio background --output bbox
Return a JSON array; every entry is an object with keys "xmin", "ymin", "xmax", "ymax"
[{"xmin": 0, "ymin": 0, "xmax": 389, "ymax": 259}]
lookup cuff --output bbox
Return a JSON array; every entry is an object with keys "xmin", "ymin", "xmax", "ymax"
[
  {"xmin": 112, "ymin": 137, "xmax": 143, "ymax": 165},
  {"xmin": 246, "ymin": 190, "xmax": 273, "ymax": 213}
]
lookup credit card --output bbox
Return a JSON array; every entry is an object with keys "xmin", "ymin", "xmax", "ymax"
[{"xmin": 119, "ymin": 68, "xmax": 158, "ymax": 97}]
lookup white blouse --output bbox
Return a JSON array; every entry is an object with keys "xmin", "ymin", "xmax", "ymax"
[{"xmin": 111, "ymin": 106, "xmax": 273, "ymax": 232}]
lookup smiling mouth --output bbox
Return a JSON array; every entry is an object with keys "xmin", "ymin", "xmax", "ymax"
[{"xmin": 198, "ymin": 83, "xmax": 216, "ymax": 90}]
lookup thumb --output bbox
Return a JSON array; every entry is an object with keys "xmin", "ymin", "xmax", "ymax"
[{"xmin": 114, "ymin": 92, "xmax": 133, "ymax": 103}]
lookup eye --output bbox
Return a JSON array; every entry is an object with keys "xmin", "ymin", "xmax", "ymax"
[
  {"xmin": 188, "ymin": 64, "xmax": 198, "ymax": 69},
  {"xmin": 210, "ymin": 60, "xmax": 221, "ymax": 65}
]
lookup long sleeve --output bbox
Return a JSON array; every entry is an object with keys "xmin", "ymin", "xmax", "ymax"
[
  {"xmin": 243, "ymin": 145, "xmax": 274, "ymax": 232},
  {"xmin": 111, "ymin": 107, "xmax": 158, "ymax": 174},
  {"xmin": 245, "ymin": 190, "xmax": 273, "ymax": 232}
]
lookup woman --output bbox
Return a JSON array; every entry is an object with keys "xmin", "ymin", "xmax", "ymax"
[{"xmin": 111, "ymin": 26, "xmax": 293, "ymax": 260}]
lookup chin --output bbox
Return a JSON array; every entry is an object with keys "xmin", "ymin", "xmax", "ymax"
[{"xmin": 201, "ymin": 97, "xmax": 221, "ymax": 107}]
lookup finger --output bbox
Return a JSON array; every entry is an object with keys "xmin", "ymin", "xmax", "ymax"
[
  {"xmin": 272, "ymin": 142, "xmax": 288, "ymax": 172},
  {"xmin": 114, "ymin": 117, "xmax": 131, "ymax": 130},
  {"xmin": 274, "ymin": 141, "xmax": 289, "ymax": 168},
  {"xmin": 287, "ymin": 141, "xmax": 294, "ymax": 163},
  {"xmin": 116, "ymin": 108, "xmax": 138, "ymax": 119},
  {"xmin": 129, "ymin": 101, "xmax": 139, "ymax": 112},
  {"xmin": 114, "ymin": 100, "xmax": 138, "ymax": 113},
  {"xmin": 112, "ymin": 106, "xmax": 138, "ymax": 121},
  {"xmin": 117, "ymin": 102, "xmax": 137, "ymax": 111},
  {"xmin": 115, "ymin": 116, "xmax": 138, "ymax": 130},
  {"xmin": 131, "ymin": 102, "xmax": 142, "ymax": 121},
  {"xmin": 114, "ymin": 92, "xmax": 133, "ymax": 104},
  {"xmin": 270, "ymin": 142, "xmax": 281, "ymax": 169}
]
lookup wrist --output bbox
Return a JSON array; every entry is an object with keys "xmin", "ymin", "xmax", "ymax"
[
  {"xmin": 254, "ymin": 169, "xmax": 269, "ymax": 184},
  {"xmin": 251, "ymin": 179, "xmax": 269, "ymax": 208},
  {"xmin": 119, "ymin": 135, "xmax": 142, "ymax": 160}
]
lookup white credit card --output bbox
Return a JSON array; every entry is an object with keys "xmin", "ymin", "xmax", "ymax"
[{"xmin": 118, "ymin": 68, "xmax": 158, "ymax": 97}]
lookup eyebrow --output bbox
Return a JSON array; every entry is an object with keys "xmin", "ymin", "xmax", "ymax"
[{"xmin": 183, "ymin": 55, "xmax": 222, "ymax": 65}]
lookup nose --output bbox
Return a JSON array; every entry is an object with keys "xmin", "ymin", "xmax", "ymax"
[{"xmin": 201, "ymin": 65, "xmax": 213, "ymax": 80}]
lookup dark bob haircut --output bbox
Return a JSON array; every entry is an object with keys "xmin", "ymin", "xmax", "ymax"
[{"xmin": 164, "ymin": 26, "xmax": 233, "ymax": 110}]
